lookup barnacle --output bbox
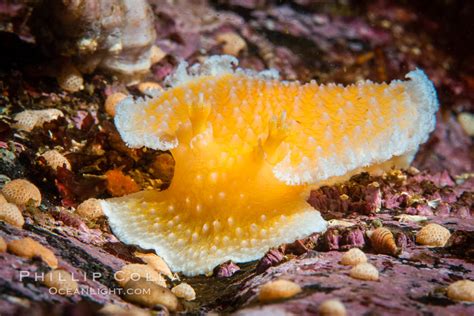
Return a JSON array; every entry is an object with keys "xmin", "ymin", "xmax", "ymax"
[
  {"xmin": 258, "ymin": 279, "xmax": 302, "ymax": 302},
  {"xmin": 349, "ymin": 263, "xmax": 379, "ymax": 281},
  {"xmin": 41, "ymin": 150, "xmax": 71, "ymax": 171},
  {"xmin": 99, "ymin": 304, "xmax": 150, "ymax": 316},
  {"xmin": 134, "ymin": 252, "xmax": 173, "ymax": 278},
  {"xmin": 101, "ymin": 55, "xmax": 439, "ymax": 275},
  {"xmin": 115, "ymin": 263, "xmax": 167, "ymax": 287},
  {"xmin": 340, "ymin": 248, "xmax": 367, "ymax": 266},
  {"xmin": 76, "ymin": 198, "xmax": 104, "ymax": 221},
  {"xmin": 458, "ymin": 112, "xmax": 474, "ymax": 136},
  {"xmin": 318, "ymin": 299, "xmax": 347, "ymax": 316},
  {"xmin": 416, "ymin": 223, "xmax": 451, "ymax": 247},
  {"xmin": 137, "ymin": 82, "xmax": 163, "ymax": 97},
  {"xmin": 7, "ymin": 237, "xmax": 58, "ymax": 268},
  {"xmin": 0, "ymin": 236, "xmax": 6, "ymax": 252},
  {"xmin": 0, "ymin": 203, "xmax": 25, "ymax": 227},
  {"xmin": 369, "ymin": 227, "xmax": 400, "ymax": 256},
  {"xmin": 57, "ymin": 62, "xmax": 84, "ymax": 92},
  {"xmin": 13, "ymin": 109, "xmax": 63, "ymax": 132},
  {"xmin": 43, "ymin": 269, "xmax": 79, "ymax": 296},
  {"xmin": 2, "ymin": 179, "xmax": 42, "ymax": 207},
  {"xmin": 105, "ymin": 92, "xmax": 128, "ymax": 117},
  {"xmin": 446, "ymin": 280, "xmax": 474, "ymax": 302},
  {"xmin": 171, "ymin": 282, "xmax": 196, "ymax": 301},
  {"xmin": 216, "ymin": 32, "xmax": 247, "ymax": 56},
  {"xmin": 123, "ymin": 279, "xmax": 178, "ymax": 310}
]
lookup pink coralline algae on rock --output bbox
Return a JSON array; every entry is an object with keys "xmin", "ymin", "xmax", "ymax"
[
  {"xmin": 308, "ymin": 181, "xmax": 382, "ymax": 217},
  {"xmin": 381, "ymin": 171, "xmax": 472, "ymax": 218},
  {"xmin": 309, "ymin": 170, "xmax": 472, "ymax": 220},
  {"xmin": 320, "ymin": 226, "xmax": 366, "ymax": 251}
]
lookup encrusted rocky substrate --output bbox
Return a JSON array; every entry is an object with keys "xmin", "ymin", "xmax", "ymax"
[{"xmin": 0, "ymin": 170, "xmax": 472, "ymax": 315}]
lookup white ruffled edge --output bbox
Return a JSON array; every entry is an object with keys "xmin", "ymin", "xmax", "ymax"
[
  {"xmin": 164, "ymin": 55, "xmax": 280, "ymax": 87},
  {"xmin": 101, "ymin": 194, "xmax": 326, "ymax": 276},
  {"xmin": 115, "ymin": 55, "xmax": 279, "ymax": 151},
  {"xmin": 114, "ymin": 95, "xmax": 178, "ymax": 150},
  {"xmin": 273, "ymin": 68, "xmax": 439, "ymax": 185}
]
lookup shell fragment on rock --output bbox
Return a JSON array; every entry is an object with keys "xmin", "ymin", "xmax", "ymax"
[
  {"xmin": 457, "ymin": 112, "xmax": 474, "ymax": 136},
  {"xmin": 216, "ymin": 32, "xmax": 247, "ymax": 56},
  {"xmin": 395, "ymin": 214, "xmax": 428, "ymax": 223},
  {"xmin": 137, "ymin": 82, "xmax": 163, "ymax": 97}
]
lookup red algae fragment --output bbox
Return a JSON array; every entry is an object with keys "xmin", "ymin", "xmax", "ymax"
[{"xmin": 105, "ymin": 169, "xmax": 140, "ymax": 197}]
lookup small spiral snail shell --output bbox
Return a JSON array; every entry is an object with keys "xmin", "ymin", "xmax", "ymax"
[{"xmin": 370, "ymin": 227, "xmax": 401, "ymax": 256}]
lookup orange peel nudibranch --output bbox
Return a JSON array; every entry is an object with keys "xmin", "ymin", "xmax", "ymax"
[{"xmin": 103, "ymin": 55, "xmax": 439, "ymax": 276}]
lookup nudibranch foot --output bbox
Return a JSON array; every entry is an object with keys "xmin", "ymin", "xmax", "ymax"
[
  {"xmin": 102, "ymin": 191, "xmax": 325, "ymax": 275},
  {"xmin": 102, "ymin": 55, "xmax": 438, "ymax": 276}
]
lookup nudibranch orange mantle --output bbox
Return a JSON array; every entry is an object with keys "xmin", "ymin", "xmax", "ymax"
[{"xmin": 101, "ymin": 55, "xmax": 438, "ymax": 276}]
